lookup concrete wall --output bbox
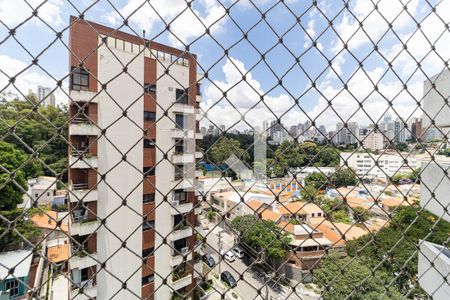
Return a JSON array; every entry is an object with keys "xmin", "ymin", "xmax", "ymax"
[
  {"xmin": 423, "ymin": 70, "xmax": 450, "ymax": 128},
  {"xmin": 154, "ymin": 59, "xmax": 193, "ymax": 299},
  {"xmin": 96, "ymin": 42, "xmax": 144, "ymax": 299},
  {"xmin": 420, "ymin": 161, "xmax": 450, "ymax": 223}
]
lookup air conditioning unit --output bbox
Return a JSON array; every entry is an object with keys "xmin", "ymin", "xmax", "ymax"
[
  {"xmin": 172, "ymin": 200, "xmax": 179, "ymax": 206},
  {"xmin": 181, "ymin": 247, "xmax": 189, "ymax": 255}
]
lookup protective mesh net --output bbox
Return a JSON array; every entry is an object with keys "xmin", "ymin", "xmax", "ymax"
[{"xmin": 0, "ymin": 0, "xmax": 449, "ymax": 300}]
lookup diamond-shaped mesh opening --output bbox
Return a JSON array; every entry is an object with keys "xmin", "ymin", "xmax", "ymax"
[{"xmin": 1, "ymin": 1, "xmax": 450, "ymax": 300}]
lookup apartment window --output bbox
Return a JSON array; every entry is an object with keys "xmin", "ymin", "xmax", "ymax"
[
  {"xmin": 174, "ymin": 165, "xmax": 184, "ymax": 180},
  {"xmin": 144, "ymin": 83, "xmax": 156, "ymax": 93},
  {"xmin": 174, "ymin": 190, "xmax": 187, "ymax": 203},
  {"xmin": 5, "ymin": 279, "xmax": 19, "ymax": 297},
  {"xmin": 143, "ymin": 193, "xmax": 155, "ymax": 203},
  {"xmin": 142, "ymin": 247, "xmax": 155, "ymax": 258},
  {"xmin": 175, "ymin": 88, "xmax": 188, "ymax": 104},
  {"xmin": 175, "ymin": 114, "xmax": 186, "ymax": 129},
  {"xmin": 144, "ymin": 111, "xmax": 156, "ymax": 122},
  {"xmin": 174, "ymin": 139, "xmax": 187, "ymax": 154},
  {"xmin": 143, "ymin": 139, "xmax": 155, "ymax": 148},
  {"xmin": 71, "ymin": 67, "xmax": 89, "ymax": 91},
  {"xmin": 143, "ymin": 220, "xmax": 155, "ymax": 231},
  {"xmin": 142, "ymin": 274, "xmax": 155, "ymax": 285},
  {"xmin": 143, "ymin": 167, "xmax": 155, "ymax": 176},
  {"xmin": 81, "ymin": 268, "xmax": 89, "ymax": 282}
]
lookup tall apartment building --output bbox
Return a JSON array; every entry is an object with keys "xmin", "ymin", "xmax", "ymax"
[
  {"xmin": 340, "ymin": 152, "xmax": 421, "ymax": 179},
  {"xmin": 67, "ymin": 17, "xmax": 203, "ymax": 300},
  {"xmin": 418, "ymin": 69, "xmax": 450, "ymax": 298},
  {"xmin": 362, "ymin": 129, "xmax": 385, "ymax": 151},
  {"xmin": 37, "ymin": 85, "xmax": 56, "ymax": 107}
]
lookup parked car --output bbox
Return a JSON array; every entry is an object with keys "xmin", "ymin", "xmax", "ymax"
[
  {"xmin": 202, "ymin": 254, "xmax": 216, "ymax": 268},
  {"xmin": 220, "ymin": 271, "xmax": 237, "ymax": 287},
  {"xmin": 232, "ymin": 247, "xmax": 245, "ymax": 259},
  {"xmin": 220, "ymin": 250, "xmax": 235, "ymax": 262}
]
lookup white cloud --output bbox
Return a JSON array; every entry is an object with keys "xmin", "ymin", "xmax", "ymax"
[
  {"xmin": 0, "ymin": 54, "xmax": 66, "ymax": 104},
  {"xmin": 310, "ymin": 67, "xmax": 422, "ymax": 129},
  {"xmin": 105, "ymin": 0, "xmax": 226, "ymax": 46},
  {"xmin": 332, "ymin": 0, "xmax": 419, "ymax": 53},
  {"xmin": 201, "ymin": 57, "xmax": 306, "ymax": 130},
  {"xmin": 385, "ymin": 0, "xmax": 450, "ymax": 78},
  {"xmin": 0, "ymin": 0, "xmax": 63, "ymax": 27}
]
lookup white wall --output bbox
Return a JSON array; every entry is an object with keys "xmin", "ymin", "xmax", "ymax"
[
  {"xmin": 154, "ymin": 59, "xmax": 193, "ymax": 299},
  {"xmin": 96, "ymin": 43, "xmax": 144, "ymax": 299},
  {"xmin": 420, "ymin": 161, "xmax": 450, "ymax": 223}
]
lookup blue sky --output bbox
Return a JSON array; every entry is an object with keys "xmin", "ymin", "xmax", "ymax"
[{"xmin": 0, "ymin": 0, "xmax": 448, "ymax": 130}]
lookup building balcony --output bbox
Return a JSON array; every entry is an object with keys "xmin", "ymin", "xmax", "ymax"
[
  {"xmin": 171, "ymin": 153, "xmax": 195, "ymax": 164},
  {"xmin": 194, "ymin": 207, "xmax": 202, "ymax": 215},
  {"xmin": 70, "ymin": 253, "xmax": 97, "ymax": 270},
  {"xmin": 169, "ymin": 226, "xmax": 193, "ymax": 242},
  {"xmin": 172, "ymin": 102, "xmax": 195, "ymax": 114},
  {"xmin": 170, "ymin": 201, "xmax": 193, "ymax": 215},
  {"xmin": 70, "ymin": 155, "xmax": 98, "ymax": 169},
  {"xmin": 69, "ymin": 90, "xmax": 99, "ymax": 103},
  {"xmin": 70, "ymin": 188, "xmax": 98, "ymax": 203},
  {"xmin": 72, "ymin": 281, "xmax": 97, "ymax": 300},
  {"xmin": 194, "ymin": 152, "xmax": 203, "ymax": 159},
  {"xmin": 196, "ymin": 132, "xmax": 203, "ymax": 140},
  {"xmin": 418, "ymin": 240, "xmax": 450, "ymax": 298},
  {"xmin": 170, "ymin": 251, "xmax": 192, "ymax": 267},
  {"xmin": 195, "ymin": 225, "xmax": 206, "ymax": 238},
  {"xmin": 172, "ymin": 178, "xmax": 196, "ymax": 190},
  {"xmin": 70, "ymin": 123, "xmax": 100, "ymax": 136},
  {"xmin": 194, "ymin": 261, "xmax": 203, "ymax": 279},
  {"xmin": 171, "ymin": 128, "xmax": 195, "ymax": 139},
  {"xmin": 420, "ymin": 161, "xmax": 450, "ymax": 223},
  {"xmin": 196, "ymin": 95, "xmax": 202, "ymax": 103},
  {"xmin": 169, "ymin": 273, "xmax": 192, "ymax": 291},
  {"xmin": 71, "ymin": 220, "xmax": 99, "ymax": 236}
]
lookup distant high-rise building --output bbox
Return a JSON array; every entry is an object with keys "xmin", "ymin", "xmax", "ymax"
[
  {"xmin": 363, "ymin": 129, "xmax": 385, "ymax": 151},
  {"xmin": 37, "ymin": 86, "xmax": 56, "ymax": 107}
]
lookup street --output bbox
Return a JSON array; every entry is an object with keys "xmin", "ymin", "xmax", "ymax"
[{"xmin": 200, "ymin": 224, "xmax": 320, "ymax": 300}]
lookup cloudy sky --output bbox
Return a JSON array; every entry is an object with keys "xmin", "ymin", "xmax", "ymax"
[{"xmin": 0, "ymin": 0, "xmax": 448, "ymax": 131}]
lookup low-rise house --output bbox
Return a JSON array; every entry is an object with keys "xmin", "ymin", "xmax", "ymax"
[
  {"xmin": 210, "ymin": 191, "xmax": 275, "ymax": 220},
  {"xmin": 277, "ymin": 202, "xmax": 307, "ymax": 223},
  {"xmin": 24, "ymin": 176, "xmax": 57, "ymax": 207},
  {"xmin": 0, "ymin": 250, "xmax": 33, "ymax": 299},
  {"xmin": 31, "ymin": 211, "xmax": 68, "ymax": 241},
  {"xmin": 283, "ymin": 224, "xmax": 332, "ymax": 271}
]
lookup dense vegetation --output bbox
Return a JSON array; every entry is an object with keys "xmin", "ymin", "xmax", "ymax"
[
  {"xmin": 0, "ymin": 94, "xmax": 68, "ymax": 251},
  {"xmin": 315, "ymin": 206, "xmax": 450, "ymax": 299},
  {"xmin": 230, "ymin": 215, "xmax": 291, "ymax": 268}
]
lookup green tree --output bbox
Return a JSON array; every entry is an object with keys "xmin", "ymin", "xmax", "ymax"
[
  {"xmin": 352, "ymin": 207, "xmax": 370, "ymax": 224},
  {"xmin": 0, "ymin": 97, "xmax": 68, "ymax": 180},
  {"xmin": 395, "ymin": 142, "xmax": 409, "ymax": 152},
  {"xmin": 230, "ymin": 215, "xmax": 291, "ymax": 268},
  {"xmin": 0, "ymin": 209, "xmax": 41, "ymax": 251},
  {"xmin": 345, "ymin": 206, "xmax": 450, "ymax": 296},
  {"xmin": 208, "ymin": 137, "xmax": 250, "ymax": 165},
  {"xmin": 305, "ymin": 172, "xmax": 328, "ymax": 190},
  {"xmin": 331, "ymin": 168, "xmax": 358, "ymax": 188},
  {"xmin": 0, "ymin": 142, "xmax": 30, "ymax": 210},
  {"xmin": 300, "ymin": 185, "xmax": 321, "ymax": 203},
  {"xmin": 330, "ymin": 210, "xmax": 351, "ymax": 224},
  {"xmin": 315, "ymin": 255, "xmax": 406, "ymax": 300}
]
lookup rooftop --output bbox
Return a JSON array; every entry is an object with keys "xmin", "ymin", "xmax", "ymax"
[
  {"xmin": 47, "ymin": 243, "xmax": 70, "ymax": 263},
  {"xmin": 0, "ymin": 249, "xmax": 33, "ymax": 280},
  {"xmin": 31, "ymin": 211, "xmax": 68, "ymax": 232}
]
